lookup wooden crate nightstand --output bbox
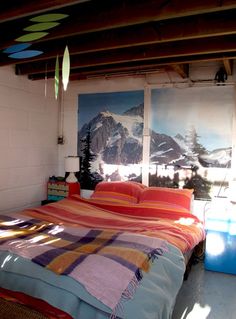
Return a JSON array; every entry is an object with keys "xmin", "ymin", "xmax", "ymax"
[
  {"xmin": 41, "ymin": 180, "xmax": 81, "ymax": 205},
  {"xmin": 47, "ymin": 181, "xmax": 80, "ymax": 201}
]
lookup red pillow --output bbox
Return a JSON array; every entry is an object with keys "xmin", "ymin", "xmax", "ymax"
[
  {"xmin": 91, "ymin": 181, "xmax": 146, "ymax": 204},
  {"xmin": 139, "ymin": 187, "xmax": 193, "ymax": 211}
]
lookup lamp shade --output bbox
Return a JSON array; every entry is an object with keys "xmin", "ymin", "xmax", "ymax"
[{"xmin": 65, "ymin": 156, "xmax": 80, "ymax": 172}]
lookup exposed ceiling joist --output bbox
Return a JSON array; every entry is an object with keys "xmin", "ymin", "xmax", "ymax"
[
  {"xmin": 23, "ymin": 0, "xmax": 236, "ymax": 43},
  {"xmin": 15, "ymin": 35, "xmax": 236, "ymax": 75},
  {"xmin": 0, "ymin": 0, "xmax": 91, "ymax": 23},
  {"xmin": 223, "ymin": 58, "xmax": 233, "ymax": 75},
  {"xmin": 170, "ymin": 64, "xmax": 189, "ymax": 78},
  {"xmin": 27, "ymin": 53, "xmax": 236, "ymax": 81},
  {"xmin": 2, "ymin": 10, "xmax": 236, "ymax": 68},
  {"xmin": 1, "ymin": 0, "xmax": 236, "ymax": 81},
  {"xmin": 2, "ymin": 0, "xmax": 236, "ymax": 48}
]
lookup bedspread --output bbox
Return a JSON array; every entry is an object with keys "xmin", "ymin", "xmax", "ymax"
[
  {"xmin": 24, "ymin": 197, "xmax": 205, "ymax": 253},
  {"xmin": 0, "ymin": 214, "xmax": 166, "ymax": 313},
  {"xmin": 0, "ymin": 242, "xmax": 185, "ymax": 319}
]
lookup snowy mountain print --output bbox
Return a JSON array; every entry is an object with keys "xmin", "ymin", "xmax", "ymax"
[
  {"xmin": 79, "ymin": 99, "xmax": 231, "ymax": 185},
  {"xmin": 78, "ymin": 103, "xmax": 144, "ymax": 180},
  {"xmin": 150, "ymin": 128, "xmax": 231, "ymax": 168},
  {"xmin": 78, "ymin": 87, "xmax": 233, "ymax": 193}
]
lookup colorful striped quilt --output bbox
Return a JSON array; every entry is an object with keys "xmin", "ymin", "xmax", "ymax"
[
  {"xmin": 0, "ymin": 213, "xmax": 166, "ymax": 313},
  {"xmin": 24, "ymin": 197, "xmax": 205, "ymax": 253}
]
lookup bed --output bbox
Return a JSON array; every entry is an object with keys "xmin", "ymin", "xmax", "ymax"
[{"xmin": 0, "ymin": 181, "xmax": 205, "ymax": 319}]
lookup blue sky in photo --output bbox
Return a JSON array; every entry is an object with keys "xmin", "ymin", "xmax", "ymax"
[
  {"xmin": 78, "ymin": 90, "xmax": 144, "ymax": 127},
  {"xmin": 151, "ymin": 87, "xmax": 234, "ymax": 151}
]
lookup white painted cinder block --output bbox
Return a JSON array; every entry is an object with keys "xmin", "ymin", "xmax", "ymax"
[
  {"xmin": 0, "ymin": 184, "xmax": 46, "ymax": 213},
  {"xmin": 0, "ymin": 148, "xmax": 11, "ymax": 169},
  {"xmin": 0, "ymin": 66, "xmax": 59, "ymax": 213},
  {"xmin": 0, "ymin": 108, "xmax": 29, "ymax": 129},
  {"xmin": 10, "ymin": 129, "xmax": 33, "ymax": 148},
  {"xmin": 0, "ymin": 169, "xmax": 10, "ymax": 190},
  {"xmin": 0, "ymin": 129, "xmax": 10, "ymax": 147},
  {"xmin": 8, "ymin": 147, "xmax": 30, "ymax": 168}
]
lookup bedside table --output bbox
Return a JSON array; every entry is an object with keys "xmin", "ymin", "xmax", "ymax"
[
  {"xmin": 47, "ymin": 181, "xmax": 80, "ymax": 200},
  {"xmin": 204, "ymin": 198, "xmax": 236, "ymax": 275}
]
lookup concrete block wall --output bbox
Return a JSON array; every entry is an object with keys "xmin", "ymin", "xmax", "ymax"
[
  {"xmin": 0, "ymin": 61, "xmax": 235, "ymax": 211},
  {"xmin": 0, "ymin": 66, "xmax": 59, "ymax": 213}
]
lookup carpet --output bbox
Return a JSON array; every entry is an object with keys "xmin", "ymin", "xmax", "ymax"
[{"xmin": 0, "ymin": 297, "xmax": 49, "ymax": 319}]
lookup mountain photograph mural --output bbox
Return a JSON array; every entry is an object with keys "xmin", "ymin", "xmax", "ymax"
[
  {"xmin": 150, "ymin": 86, "xmax": 234, "ymax": 199},
  {"xmin": 78, "ymin": 91, "xmax": 144, "ymax": 189},
  {"xmin": 77, "ymin": 86, "xmax": 234, "ymax": 198}
]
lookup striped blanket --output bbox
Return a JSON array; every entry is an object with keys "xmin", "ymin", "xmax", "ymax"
[
  {"xmin": 24, "ymin": 197, "xmax": 205, "ymax": 253},
  {"xmin": 0, "ymin": 214, "xmax": 166, "ymax": 312}
]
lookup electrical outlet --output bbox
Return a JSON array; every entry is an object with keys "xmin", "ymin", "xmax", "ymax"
[{"xmin": 57, "ymin": 135, "xmax": 65, "ymax": 145}]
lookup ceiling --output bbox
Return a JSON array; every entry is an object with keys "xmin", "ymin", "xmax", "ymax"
[{"xmin": 1, "ymin": 0, "xmax": 236, "ymax": 81}]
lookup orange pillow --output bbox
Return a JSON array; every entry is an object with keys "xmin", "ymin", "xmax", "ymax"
[
  {"xmin": 91, "ymin": 181, "xmax": 146, "ymax": 204},
  {"xmin": 139, "ymin": 187, "xmax": 193, "ymax": 211}
]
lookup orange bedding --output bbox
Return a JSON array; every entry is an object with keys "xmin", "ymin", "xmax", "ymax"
[{"xmin": 25, "ymin": 196, "xmax": 205, "ymax": 253}]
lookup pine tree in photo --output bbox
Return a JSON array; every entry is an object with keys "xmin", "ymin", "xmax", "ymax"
[
  {"xmin": 80, "ymin": 125, "xmax": 98, "ymax": 189},
  {"xmin": 185, "ymin": 124, "xmax": 207, "ymax": 159},
  {"xmin": 183, "ymin": 167, "xmax": 212, "ymax": 200}
]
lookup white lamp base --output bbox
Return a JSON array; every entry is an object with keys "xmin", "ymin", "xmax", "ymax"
[{"xmin": 66, "ymin": 172, "xmax": 78, "ymax": 183}]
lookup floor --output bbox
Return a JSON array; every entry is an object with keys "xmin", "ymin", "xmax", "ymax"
[{"xmin": 172, "ymin": 261, "xmax": 236, "ymax": 319}]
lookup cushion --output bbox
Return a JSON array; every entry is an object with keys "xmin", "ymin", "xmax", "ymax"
[
  {"xmin": 90, "ymin": 181, "xmax": 146, "ymax": 204},
  {"xmin": 139, "ymin": 187, "xmax": 194, "ymax": 211}
]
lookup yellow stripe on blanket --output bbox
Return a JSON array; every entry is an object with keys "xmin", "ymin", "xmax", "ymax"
[
  {"xmin": 99, "ymin": 246, "xmax": 151, "ymax": 272},
  {"xmin": 47, "ymin": 230, "xmax": 118, "ymax": 274}
]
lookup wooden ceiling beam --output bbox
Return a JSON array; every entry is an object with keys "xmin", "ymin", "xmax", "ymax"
[
  {"xmin": 27, "ymin": 53, "xmax": 236, "ymax": 81},
  {"xmin": 170, "ymin": 64, "xmax": 189, "ymax": 78},
  {"xmin": 23, "ymin": 1, "xmax": 236, "ymax": 43},
  {"xmin": 1, "ymin": 0, "xmax": 236, "ymax": 48},
  {"xmin": 2, "ymin": 10, "xmax": 236, "ymax": 66},
  {"xmin": 29, "ymin": 63, "xmax": 166, "ymax": 81},
  {"xmin": 0, "ymin": 0, "xmax": 91, "ymax": 22},
  {"xmin": 223, "ymin": 58, "xmax": 233, "ymax": 75},
  {"xmin": 15, "ymin": 35, "xmax": 236, "ymax": 75},
  {"xmin": 3, "ymin": 0, "xmax": 236, "ymax": 80}
]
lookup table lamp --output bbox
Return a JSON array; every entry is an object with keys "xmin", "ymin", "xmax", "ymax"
[{"xmin": 65, "ymin": 156, "xmax": 80, "ymax": 183}]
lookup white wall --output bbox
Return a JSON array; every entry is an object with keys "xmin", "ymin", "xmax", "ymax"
[
  {"xmin": 0, "ymin": 66, "xmax": 59, "ymax": 213},
  {"xmin": 1, "ymin": 61, "xmax": 235, "ymax": 212}
]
